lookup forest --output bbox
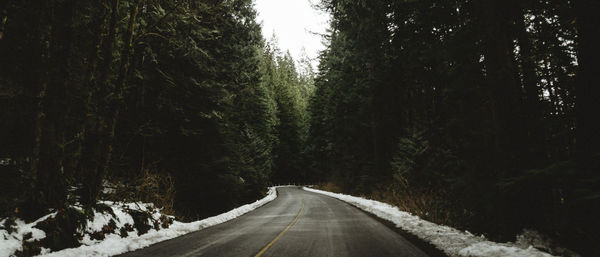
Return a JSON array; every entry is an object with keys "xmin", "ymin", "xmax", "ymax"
[
  {"xmin": 0, "ymin": 0, "xmax": 599, "ymax": 256},
  {"xmin": 1, "ymin": 0, "xmax": 312, "ymax": 231},
  {"xmin": 306, "ymin": 0, "xmax": 599, "ymax": 255}
]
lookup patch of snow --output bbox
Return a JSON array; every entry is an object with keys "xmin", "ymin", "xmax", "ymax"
[
  {"xmin": 0, "ymin": 213, "xmax": 57, "ymax": 257},
  {"xmin": 0, "ymin": 230, "xmax": 21, "ymax": 257},
  {"xmin": 86, "ymin": 210, "xmax": 115, "ymax": 234},
  {"xmin": 515, "ymin": 229, "xmax": 581, "ymax": 257},
  {"xmin": 36, "ymin": 187, "xmax": 277, "ymax": 257},
  {"xmin": 303, "ymin": 187, "xmax": 555, "ymax": 257},
  {"xmin": 80, "ymin": 234, "xmax": 98, "ymax": 246},
  {"xmin": 516, "ymin": 229, "xmax": 552, "ymax": 253},
  {"xmin": 80, "ymin": 202, "xmax": 140, "ymax": 237},
  {"xmin": 459, "ymin": 242, "xmax": 551, "ymax": 257},
  {"xmin": 39, "ymin": 247, "xmax": 51, "ymax": 255},
  {"xmin": 101, "ymin": 180, "xmax": 118, "ymax": 195},
  {"xmin": 0, "ymin": 158, "xmax": 12, "ymax": 166}
]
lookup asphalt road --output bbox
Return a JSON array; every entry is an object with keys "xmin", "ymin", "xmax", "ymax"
[{"xmin": 118, "ymin": 187, "xmax": 429, "ymax": 257}]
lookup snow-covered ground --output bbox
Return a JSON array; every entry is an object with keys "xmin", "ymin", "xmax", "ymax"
[
  {"xmin": 0, "ymin": 213, "xmax": 57, "ymax": 257},
  {"xmin": 0, "ymin": 187, "xmax": 277, "ymax": 257},
  {"xmin": 303, "ymin": 187, "xmax": 555, "ymax": 257}
]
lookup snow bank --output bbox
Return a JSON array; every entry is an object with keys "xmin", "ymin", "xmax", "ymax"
[
  {"xmin": 0, "ymin": 213, "xmax": 56, "ymax": 257},
  {"xmin": 303, "ymin": 187, "xmax": 554, "ymax": 257},
  {"xmin": 1, "ymin": 187, "xmax": 277, "ymax": 257},
  {"xmin": 40, "ymin": 187, "xmax": 277, "ymax": 257}
]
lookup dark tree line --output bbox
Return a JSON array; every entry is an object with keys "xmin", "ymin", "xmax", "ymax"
[
  {"xmin": 307, "ymin": 0, "xmax": 599, "ymax": 255},
  {"xmin": 2, "ymin": 0, "xmax": 598, "ymax": 254},
  {"xmin": 0, "ymin": 0, "xmax": 312, "ymax": 222}
]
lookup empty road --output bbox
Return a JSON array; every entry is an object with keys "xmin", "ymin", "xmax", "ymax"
[{"xmin": 119, "ymin": 187, "xmax": 429, "ymax": 257}]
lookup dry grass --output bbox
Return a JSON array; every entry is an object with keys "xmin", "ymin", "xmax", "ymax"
[
  {"xmin": 134, "ymin": 169, "xmax": 176, "ymax": 215},
  {"xmin": 315, "ymin": 181, "xmax": 461, "ymax": 227},
  {"xmin": 103, "ymin": 169, "xmax": 176, "ymax": 216},
  {"xmin": 314, "ymin": 181, "xmax": 343, "ymax": 193},
  {"xmin": 370, "ymin": 184, "xmax": 458, "ymax": 227}
]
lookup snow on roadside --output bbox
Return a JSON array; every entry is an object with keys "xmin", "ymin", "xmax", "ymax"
[
  {"xmin": 0, "ymin": 213, "xmax": 57, "ymax": 257},
  {"xmin": 303, "ymin": 187, "xmax": 554, "ymax": 257},
  {"xmin": 1, "ymin": 187, "xmax": 277, "ymax": 257},
  {"xmin": 38, "ymin": 187, "xmax": 277, "ymax": 257}
]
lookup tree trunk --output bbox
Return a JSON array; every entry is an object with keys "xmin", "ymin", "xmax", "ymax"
[
  {"xmin": 478, "ymin": 0, "xmax": 524, "ymax": 174},
  {"xmin": 33, "ymin": 0, "xmax": 76, "ymax": 210},
  {"xmin": 575, "ymin": 0, "xmax": 600, "ymax": 170},
  {"xmin": 515, "ymin": 5, "xmax": 544, "ymax": 167},
  {"xmin": 102, "ymin": 0, "xmax": 142, "ymax": 176},
  {"xmin": 79, "ymin": 0, "xmax": 120, "ymax": 206},
  {"xmin": 72, "ymin": 2, "xmax": 106, "ymax": 179}
]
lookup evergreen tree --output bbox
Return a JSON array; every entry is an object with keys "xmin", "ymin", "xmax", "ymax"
[
  {"xmin": 0, "ymin": 0, "xmax": 286, "ymax": 222},
  {"xmin": 307, "ymin": 0, "xmax": 597, "ymax": 254}
]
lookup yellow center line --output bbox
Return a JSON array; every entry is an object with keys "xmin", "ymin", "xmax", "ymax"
[{"xmin": 254, "ymin": 201, "xmax": 305, "ymax": 257}]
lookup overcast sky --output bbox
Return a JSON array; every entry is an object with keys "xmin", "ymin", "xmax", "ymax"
[{"xmin": 254, "ymin": 0, "xmax": 330, "ymax": 69}]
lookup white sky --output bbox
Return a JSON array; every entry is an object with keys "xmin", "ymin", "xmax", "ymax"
[{"xmin": 254, "ymin": 0, "xmax": 330, "ymax": 69}]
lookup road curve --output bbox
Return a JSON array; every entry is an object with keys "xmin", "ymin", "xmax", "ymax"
[{"xmin": 118, "ymin": 187, "xmax": 429, "ymax": 257}]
